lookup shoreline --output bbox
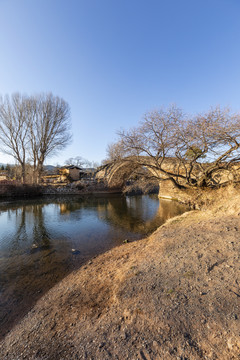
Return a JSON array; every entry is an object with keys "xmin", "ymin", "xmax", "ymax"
[{"xmin": 0, "ymin": 188, "xmax": 123, "ymax": 201}]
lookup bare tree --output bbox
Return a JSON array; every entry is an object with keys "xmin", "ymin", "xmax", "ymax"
[
  {"xmin": 91, "ymin": 161, "xmax": 100, "ymax": 169},
  {"xmin": 0, "ymin": 93, "xmax": 30, "ymax": 182},
  {"xmin": 174, "ymin": 107, "xmax": 240, "ymax": 187},
  {"xmin": 108, "ymin": 105, "xmax": 240, "ymax": 189},
  {"xmin": 28, "ymin": 93, "xmax": 72, "ymax": 183},
  {"xmin": 65, "ymin": 156, "xmax": 92, "ymax": 168},
  {"xmin": 0, "ymin": 93, "xmax": 72, "ymax": 183},
  {"xmin": 105, "ymin": 139, "xmax": 128, "ymax": 162}
]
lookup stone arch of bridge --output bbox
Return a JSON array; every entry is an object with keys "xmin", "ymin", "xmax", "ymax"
[
  {"xmin": 103, "ymin": 160, "xmax": 160, "ymax": 188},
  {"xmin": 95, "ymin": 158, "xmax": 186, "ymax": 200}
]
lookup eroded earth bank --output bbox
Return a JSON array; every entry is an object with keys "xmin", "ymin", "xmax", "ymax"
[{"xmin": 0, "ymin": 187, "xmax": 240, "ymax": 359}]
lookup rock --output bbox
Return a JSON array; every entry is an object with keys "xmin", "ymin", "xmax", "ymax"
[{"xmin": 71, "ymin": 249, "xmax": 81, "ymax": 255}]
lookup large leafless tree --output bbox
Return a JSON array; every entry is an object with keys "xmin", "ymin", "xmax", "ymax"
[
  {"xmin": 28, "ymin": 93, "xmax": 72, "ymax": 183},
  {"xmin": 107, "ymin": 105, "xmax": 240, "ymax": 189},
  {"xmin": 0, "ymin": 94, "xmax": 30, "ymax": 182},
  {"xmin": 0, "ymin": 93, "xmax": 72, "ymax": 183}
]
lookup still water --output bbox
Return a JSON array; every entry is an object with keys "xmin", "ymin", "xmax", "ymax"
[{"xmin": 0, "ymin": 194, "xmax": 187, "ymax": 338}]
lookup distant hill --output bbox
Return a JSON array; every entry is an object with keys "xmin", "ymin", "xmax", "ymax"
[
  {"xmin": 44, "ymin": 165, "xmax": 57, "ymax": 171},
  {"xmin": 0, "ymin": 163, "xmax": 15, "ymax": 167},
  {"xmin": 0, "ymin": 164, "xmax": 58, "ymax": 168},
  {"xmin": 0, "ymin": 163, "xmax": 59, "ymax": 171}
]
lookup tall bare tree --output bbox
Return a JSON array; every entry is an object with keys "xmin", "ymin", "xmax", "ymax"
[
  {"xmin": 28, "ymin": 93, "xmax": 72, "ymax": 183},
  {"xmin": 0, "ymin": 93, "xmax": 72, "ymax": 183},
  {"xmin": 107, "ymin": 105, "xmax": 240, "ymax": 189},
  {"xmin": 0, "ymin": 94, "xmax": 30, "ymax": 182}
]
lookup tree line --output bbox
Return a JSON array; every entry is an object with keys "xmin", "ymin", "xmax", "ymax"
[
  {"xmin": 0, "ymin": 93, "xmax": 71, "ymax": 183},
  {"xmin": 106, "ymin": 105, "xmax": 240, "ymax": 189}
]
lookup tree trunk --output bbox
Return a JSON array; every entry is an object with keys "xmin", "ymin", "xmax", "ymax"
[
  {"xmin": 36, "ymin": 162, "xmax": 43, "ymax": 184},
  {"xmin": 21, "ymin": 164, "xmax": 26, "ymax": 183}
]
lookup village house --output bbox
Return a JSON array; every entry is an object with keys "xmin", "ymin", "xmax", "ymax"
[
  {"xmin": 41, "ymin": 165, "xmax": 96, "ymax": 185},
  {"xmin": 0, "ymin": 170, "xmax": 8, "ymax": 181},
  {"xmin": 59, "ymin": 165, "xmax": 82, "ymax": 181}
]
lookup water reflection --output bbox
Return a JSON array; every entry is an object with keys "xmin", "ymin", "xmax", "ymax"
[
  {"xmin": 1, "ymin": 204, "xmax": 51, "ymax": 256},
  {"xmin": 0, "ymin": 194, "xmax": 187, "ymax": 339},
  {"xmin": 100, "ymin": 195, "xmax": 186, "ymax": 234}
]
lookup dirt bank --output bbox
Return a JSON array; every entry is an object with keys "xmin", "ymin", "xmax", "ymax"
[{"xmin": 0, "ymin": 189, "xmax": 240, "ymax": 359}]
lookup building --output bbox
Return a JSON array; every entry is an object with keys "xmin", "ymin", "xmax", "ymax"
[{"xmin": 59, "ymin": 165, "xmax": 82, "ymax": 181}]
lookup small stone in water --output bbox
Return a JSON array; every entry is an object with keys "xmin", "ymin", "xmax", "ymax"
[{"xmin": 71, "ymin": 249, "xmax": 80, "ymax": 255}]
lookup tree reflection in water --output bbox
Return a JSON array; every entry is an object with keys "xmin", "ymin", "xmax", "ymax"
[{"xmin": 31, "ymin": 204, "xmax": 50, "ymax": 252}]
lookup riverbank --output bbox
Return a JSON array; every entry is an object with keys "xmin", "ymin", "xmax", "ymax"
[
  {"xmin": 0, "ymin": 181, "xmax": 121, "ymax": 199},
  {"xmin": 1, "ymin": 187, "xmax": 240, "ymax": 359},
  {"xmin": 0, "ymin": 177, "xmax": 159, "ymax": 199}
]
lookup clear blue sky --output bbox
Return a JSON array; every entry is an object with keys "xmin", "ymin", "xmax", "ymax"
[{"xmin": 0, "ymin": 0, "xmax": 240, "ymax": 165}]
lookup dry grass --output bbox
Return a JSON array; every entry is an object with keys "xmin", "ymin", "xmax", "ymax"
[{"xmin": 184, "ymin": 183, "xmax": 240, "ymax": 213}]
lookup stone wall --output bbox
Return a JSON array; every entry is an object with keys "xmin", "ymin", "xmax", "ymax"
[{"xmin": 158, "ymin": 179, "xmax": 193, "ymax": 204}]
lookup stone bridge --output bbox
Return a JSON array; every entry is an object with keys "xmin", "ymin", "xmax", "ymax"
[
  {"xmin": 95, "ymin": 157, "xmax": 187, "ymax": 200},
  {"xmin": 95, "ymin": 157, "xmax": 236, "ymax": 201}
]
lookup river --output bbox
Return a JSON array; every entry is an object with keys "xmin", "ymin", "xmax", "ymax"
[{"xmin": 0, "ymin": 194, "xmax": 187, "ymax": 339}]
